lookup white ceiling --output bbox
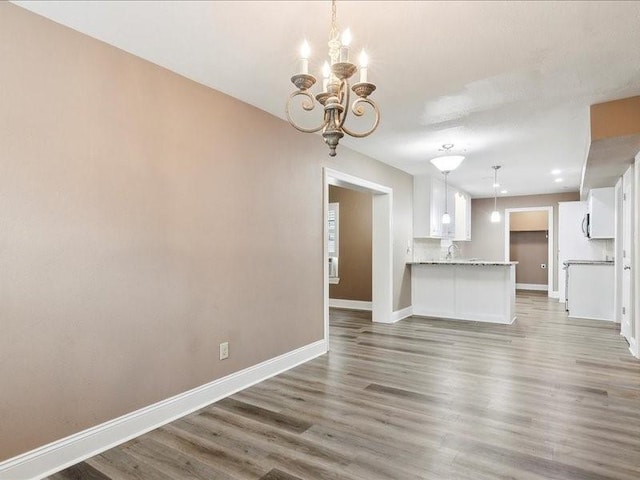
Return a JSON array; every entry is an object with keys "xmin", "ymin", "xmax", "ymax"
[{"xmin": 13, "ymin": 1, "xmax": 640, "ymax": 197}]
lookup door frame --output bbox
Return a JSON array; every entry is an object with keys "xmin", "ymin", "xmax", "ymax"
[
  {"xmin": 504, "ymin": 206, "xmax": 554, "ymax": 295},
  {"xmin": 323, "ymin": 168, "xmax": 393, "ymax": 348},
  {"xmin": 633, "ymin": 153, "xmax": 640, "ymax": 358},
  {"xmin": 621, "ymin": 165, "xmax": 635, "ymax": 348},
  {"xmin": 614, "ymin": 176, "xmax": 623, "ymax": 326}
]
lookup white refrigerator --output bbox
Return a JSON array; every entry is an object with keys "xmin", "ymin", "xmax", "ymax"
[{"xmin": 558, "ymin": 201, "xmax": 606, "ymax": 303}]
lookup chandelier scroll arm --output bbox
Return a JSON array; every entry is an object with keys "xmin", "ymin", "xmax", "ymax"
[
  {"xmin": 341, "ymin": 97, "xmax": 381, "ymax": 138},
  {"xmin": 337, "ymin": 79, "xmax": 351, "ymax": 131},
  {"xmin": 285, "ymin": 90, "xmax": 328, "ymax": 134}
]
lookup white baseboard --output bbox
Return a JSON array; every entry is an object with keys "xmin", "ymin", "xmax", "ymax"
[
  {"xmin": 328, "ymin": 298, "xmax": 372, "ymax": 311},
  {"xmin": 568, "ymin": 314, "xmax": 614, "ymax": 322},
  {"xmin": 628, "ymin": 337, "xmax": 638, "ymax": 359},
  {"xmin": 516, "ymin": 283, "xmax": 548, "ymax": 291},
  {"xmin": 371, "ymin": 305, "xmax": 413, "ymax": 324},
  {"xmin": 390, "ymin": 306, "xmax": 413, "ymax": 323},
  {"xmin": 0, "ymin": 340, "xmax": 327, "ymax": 480},
  {"xmin": 412, "ymin": 309, "xmax": 515, "ymax": 325},
  {"xmin": 548, "ymin": 290, "xmax": 559, "ymax": 299}
]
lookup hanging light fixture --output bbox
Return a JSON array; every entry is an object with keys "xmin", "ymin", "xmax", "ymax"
[
  {"xmin": 491, "ymin": 165, "xmax": 502, "ymax": 223},
  {"xmin": 430, "ymin": 144, "xmax": 465, "ymax": 172},
  {"xmin": 442, "ymin": 171, "xmax": 451, "ymax": 225},
  {"xmin": 286, "ymin": 0, "xmax": 380, "ymax": 157},
  {"xmin": 430, "ymin": 144, "xmax": 464, "ymax": 225}
]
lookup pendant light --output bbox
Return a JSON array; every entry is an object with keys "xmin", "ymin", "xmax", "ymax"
[
  {"xmin": 491, "ymin": 165, "xmax": 501, "ymax": 223},
  {"xmin": 430, "ymin": 144, "xmax": 464, "ymax": 226},
  {"xmin": 442, "ymin": 171, "xmax": 451, "ymax": 224}
]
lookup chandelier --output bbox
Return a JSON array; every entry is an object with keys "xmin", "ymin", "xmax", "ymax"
[{"xmin": 286, "ymin": 0, "xmax": 380, "ymax": 157}]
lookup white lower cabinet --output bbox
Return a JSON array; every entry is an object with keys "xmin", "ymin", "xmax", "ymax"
[{"xmin": 566, "ymin": 262, "xmax": 614, "ymax": 321}]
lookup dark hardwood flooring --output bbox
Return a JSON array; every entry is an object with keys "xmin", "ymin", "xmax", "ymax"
[{"xmin": 48, "ymin": 292, "xmax": 640, "ymax": 480}]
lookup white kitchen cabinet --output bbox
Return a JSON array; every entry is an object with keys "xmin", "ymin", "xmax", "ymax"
[
  {"xmin": 414, "ymin": 175, "xmax": 443, "ymax": 238},
  {"xmin": 566, "ymin": 261, "xmax": 614, "ymax": 321},
  {"xmin": 454, "ymin": 190, "xmax": 471, "ymax": 241},
  {"xmin": 587, "ymin": 187, "xmax": 615, "ymax": 239},
  {"xmin": 413, "ymin": 174, "xmax": 471, "ymax": 240}
]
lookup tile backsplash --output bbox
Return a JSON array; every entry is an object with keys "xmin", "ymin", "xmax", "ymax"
[{"xmin": 413, "ymin": 238, "xmax": 454, "ymax": 261}]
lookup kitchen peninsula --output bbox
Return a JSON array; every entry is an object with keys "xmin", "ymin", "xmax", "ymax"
[{"xmin": 409, "ymin": 260, "xmax": 518, "ymax": 324}]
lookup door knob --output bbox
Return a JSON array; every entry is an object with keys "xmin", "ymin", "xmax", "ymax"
[{"xmin": 624, "ymin": 265, "xmax": 632, "ymax": 270}]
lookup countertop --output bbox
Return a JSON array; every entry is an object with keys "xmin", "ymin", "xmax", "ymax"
[
  {"xmin": 408, "ymin": 260, "xmax": 518, "ymax": 266},
  {"xmin": 563, "ymin": 259, "xmax": 614, "ymax": 266}
]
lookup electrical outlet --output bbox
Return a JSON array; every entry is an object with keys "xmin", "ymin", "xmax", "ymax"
[
  {"xmin": 540, "ymin": 263, "xmax": 547, "ymax": 269},
  {"xmin": 219, "ymin": 342, "xmax": 229, "ymax": 360}
]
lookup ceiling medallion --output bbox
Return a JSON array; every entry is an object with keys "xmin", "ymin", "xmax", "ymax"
[{"xmin": 286, "ymin": 0, "xmax": 380, "ymax": 157}]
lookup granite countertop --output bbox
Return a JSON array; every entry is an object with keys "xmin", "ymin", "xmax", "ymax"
[
  {"xmin": 408, "ymin": 260, "xmax": 518, "ymax": 266},
  {"xmin": 564, "ymin": 259, "xmax": 615, "ymax": 266}
]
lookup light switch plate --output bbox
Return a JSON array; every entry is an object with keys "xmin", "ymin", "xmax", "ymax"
[{"xmin": 219, "ymin": 342, "xmax": 229, "ymax": 360}]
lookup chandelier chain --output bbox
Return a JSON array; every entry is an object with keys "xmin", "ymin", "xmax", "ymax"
[{"xmin": 330, "ymin": 0, "xmax": 338, "ymax": 41}]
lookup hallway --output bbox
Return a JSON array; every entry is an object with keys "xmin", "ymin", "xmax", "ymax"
[{"xmin": 50, "ymin": 293, "xmax": 640, "ymax": 480}]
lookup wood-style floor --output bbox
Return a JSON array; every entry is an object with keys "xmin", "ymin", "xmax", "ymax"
[{"xmin": 48, "ymin": 292, "xmax": 640, "ymax": 480}]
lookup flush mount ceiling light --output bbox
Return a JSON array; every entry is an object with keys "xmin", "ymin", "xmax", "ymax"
[
  {"xmin": 286, "ymin": 0, "xmax": 380, "ymax": 157},
  {"xmin": 430, "ymin": 144, "xmax": 465, "ymax": 172},
  {"xmin": 491, "ymin": 165, "xmax": 502, "ymax": 223}
]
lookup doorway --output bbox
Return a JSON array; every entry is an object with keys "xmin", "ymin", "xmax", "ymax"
[
  {"xmin": 327, "ymin": 185, "xmax": 373, "ymax": 309},
  {"xmin": 504, "ymin": 207, "xmax": 554, "ymax": 294},
  {"xmin": 323, "ymin": 168, "xmax": 393, "ymax": 348}
]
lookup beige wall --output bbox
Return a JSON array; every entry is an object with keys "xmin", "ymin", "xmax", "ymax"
[
  {"xmin": 510, "ymin": 231, "xmax": 549, "ymax": 285},
  {"xmin": 510, "ymin": 211, "xmax": 549, "ymax": 231},
  {"xmin": 328, "ymin": 186, "xmax": 373, "ymax": 301},
  {"xmin": 591, "ymin": 96, "xmax": 640, "ymax": 141},
  {"xmin": 458, "ymin": 192, "xmax": 579, "ymax": 291},
  {"xmin": 0, "ymin": 3, "xmax": 412, "ymax": 461}
]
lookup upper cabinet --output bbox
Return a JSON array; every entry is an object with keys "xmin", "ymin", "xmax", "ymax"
[
  {"xmin": 413, "ymin": 175, "xmax": 471, "ymax": 240},
  {"xmin": 587, "ymin": 187, "xmax": 615, "ymax": 239},
  {"xmin": 454, "ymin": 190, "xmax": 472, "ymax": 241}
]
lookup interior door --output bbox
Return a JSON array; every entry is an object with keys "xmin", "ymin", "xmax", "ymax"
[{"xmin": 621, "ymin": 165, "xmax": 634, "ymax": 343}]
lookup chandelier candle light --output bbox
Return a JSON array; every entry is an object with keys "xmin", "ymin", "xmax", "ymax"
[
  {"xmin": 491, "ymin": 165, "xmax": 502, "ymax": 223},
  {"xmin": 286, "ymin": 0, "xmax": 380, "ymax": 157}
]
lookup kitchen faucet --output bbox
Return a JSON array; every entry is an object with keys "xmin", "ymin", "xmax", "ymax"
[{"xmin": 446, "ymin": 243, "xmax": 459, "ymax": 260}]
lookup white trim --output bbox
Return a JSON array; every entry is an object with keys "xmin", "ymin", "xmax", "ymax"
[
  {"xmin": 372, "ymin": 190, "xmax": 394, "ymax": 323},
  {"xmin": 389, "ymin": 306, "xmax": 413, "ymax": 323},
  {"xmin": 413, "ymin": 311, "xmax": 516, "ymax": 325},
  {"xmin": 323, "ymin": 170, "xmax": 330, "ymax": 349},
  {"xmin": 634, "ymin": 152, "xmax": 640, "ymax": 358},
  {"xmin": 324, "ymin": 168, "xmax": 394, "ymax": 328},
  {"xmin": 516, "ymin": 283, "xmax": 548, "ymax": 291},
  {"xmin": 629, "ymin": 337, "xmax": 639, "ymax": 359},
  {"xmin": 504, "ymin": 206, "xmax": 554, "ymax": 294},
  {"xmin": 549, "ymin": 290, "xmax": 560, "ymax": 299},
  {"xmin": 568, "ymin": 314, "xmax": 615, "ymax": 322},
  {"xmin": 328, "ymin": 299, "xmax": 372, "ymax": 311},
  {"xmin": 326, "ymin": 168, "xmax": 393, "ymax": 195},
  {"xmin": 0, "ymin": 340, "xmax": 327, "ymax": 480}
]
